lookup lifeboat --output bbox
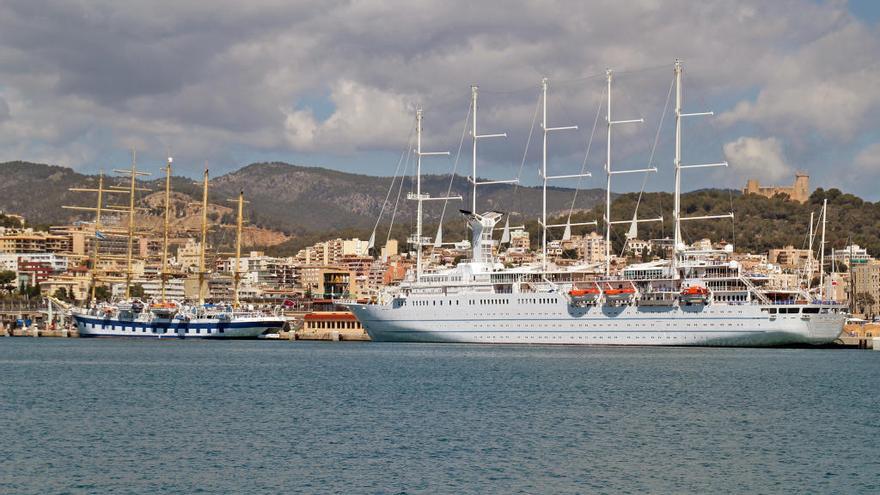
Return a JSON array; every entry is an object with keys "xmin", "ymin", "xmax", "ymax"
[
  {"xmin": 150, "ymin": 301, "xmax": 178, "ymax": 319},
  {"xmin": 604, "ymin": 286, "xmax": 636, "ymax": 304},
  {"xmin": 569, "ymin": 287, "xmax": 601, "ymax": 305},
  {"xmin": 679, "ymin": 285, "xmax": 710, "ymax": 305}
]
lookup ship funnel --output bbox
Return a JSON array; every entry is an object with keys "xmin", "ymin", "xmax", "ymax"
[{"xmin": 462, "ymin": 211, "xmax": 503, "ymax": 264}]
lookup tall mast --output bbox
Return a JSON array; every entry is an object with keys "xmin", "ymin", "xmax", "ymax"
[
  {"xmin": 160, "ymin": 156, "xmax": 172, "ymax": 302},
  {"xmin": 91, "ymin": 173, "xmax": 105, "ymax": 302},
  {"xmin": 233, "ymin": 190, "xmax": 244, "ymax": 308},
  {"xmin": 469, "ymin": 85, "xmax": 511, "ymax": 213},
  {"xmin": 807, "ymin": 211, "xmax": 815, "ymax": 291},
  {"xmin": 604, "ymin": 69, "xmax": 658, "ymax": 277},
  {"xmin": 112, "ymin": 150, "xmax": 150, "ymax": 299},
  {"xmin": 406, "ymin": 108, "xmax": 455, "ymax": 282},
  {"xmin": 671, "ymin": 59, "xmax": 731, "ymax": 274},
  {"xmin": 819, "ymin": 198, "xmax": 827, "ymax": 301},
  {"xmin": 64, "ymin": 173, "xmax": 131, "ymax": 303},
  {"xmin": 198, "ymin": 166, "xmax": 209, "ymax": 306},
  {"xmin": 539, "ymin": 77, "xmax": 585, "ymax": 272}
]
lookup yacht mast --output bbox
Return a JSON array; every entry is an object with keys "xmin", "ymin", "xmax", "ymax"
[
  {"xmin": 233, "ymin": 190, "xmax": 244, "ymax": 308},
  {"xmin": 198, "ymin": 166, "xmax": 209, "ymax": 306},
  {"xmin": 819, "ymin": 198, "xmax": 827, "ymax": 300},
  {"xmin": 604, "ymin": 69, "xmax": 660, "ymax": 277},
  {"xmin": 406, "ymin": 108, "xmax": 456, "ymax": 282},
  {"xmin": 63, "ymin": 173, "xmax": 129, "ymax": 302},
  {"xmin": 469, "ymin": 85, "xmax": 513, "ymax": 213},
  {"xmin": 113, "ymin": 151, "xmax": 150, "ymax": 299},
  {"xmin": 672, "ymin": 60, "xmax": 731, "ymax": 273},
  {"xmin": 539, "ymin": 78, "xmax": 585, "ymax": 271},
  {"xmin": 160, "ymin": 156, "xmax": 172, "ymax": 302}
]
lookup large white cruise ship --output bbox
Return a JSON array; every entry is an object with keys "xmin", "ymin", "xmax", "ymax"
[{"xmin": 349, "ymin": 62, "xmax": 847, "ymax": 346}]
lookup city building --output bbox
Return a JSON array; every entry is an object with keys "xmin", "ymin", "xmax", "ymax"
[
  {"xmin": 851, "ymin": 261, "xmax": 880, "ymax": 318},
  {"xmin": 768, "ymin": 245, "xmax": 814, "ymax": 270},
  {"xmin": 743, "ymin": 172, "xmax": 810, "ymax": 203}
]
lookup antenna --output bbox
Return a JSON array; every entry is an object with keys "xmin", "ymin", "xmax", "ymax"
[{"xmin": 604, "ymin": 69, "xmax": 661, "ymax": 277}]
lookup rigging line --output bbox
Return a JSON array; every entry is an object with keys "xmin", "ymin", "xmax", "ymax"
[
  {"xmin": 439, "ymin": 100, "xmax": 473, "ymax": 225},
  {"xmin": 373, "ymin": 124, "xmax": 415, "ymax": 236},
  {"xmin": 566, "ymin": 88, "xmax": 605, "ymax": 223},
  {"xmin": 632, "ymin": 74, "xmax": 675, "ymax": 222},
  {"xmin": 386, "ymin": 135, "xmax": 415, "ymax": 245},
  {"xmin": 501, "ymin": 89, "xmax": 542, "ymax": 215}
]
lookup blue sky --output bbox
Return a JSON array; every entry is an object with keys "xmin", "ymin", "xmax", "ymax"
[{"xmin": 0, "ymin": 0, "xmax": 878, "ymax": 199}]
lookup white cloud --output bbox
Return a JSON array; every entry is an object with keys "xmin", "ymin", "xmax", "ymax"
[
  {"xmin": 854, "ymin": 142, "xmax": 880, "ymax": 174},
  {"xmin": 723, "ymin": 136, "xmax": 793, "ymax": 182},
  {"xmin": 719, "ymin": 23, "xmax": 880, "ymax": 140}
]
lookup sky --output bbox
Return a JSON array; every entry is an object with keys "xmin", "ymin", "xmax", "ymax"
[{"xmin": 0, "ymin": 0, "xmax": 878, "ymax": 199}]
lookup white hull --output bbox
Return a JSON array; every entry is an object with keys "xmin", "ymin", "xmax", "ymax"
[
  {"xmin": 73, "ymin": 314, "xmax": 285, "ymax": 339},
  {"xmin": 350, "ymin": 297, "xmax": 845, "ymax": 346}
]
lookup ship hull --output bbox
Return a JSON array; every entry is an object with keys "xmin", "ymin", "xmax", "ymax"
[
  {"xmin": 73, "ymin": 314, "xmax": 285, "ymax": 339},
  {"xmin": 349, "ymin": 300, "xmax": 845, "ymax": 347}
]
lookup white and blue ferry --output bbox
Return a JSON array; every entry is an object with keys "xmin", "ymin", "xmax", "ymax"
[{"xmin": 72, "ymin": 300, "xmax": 285, "ymax": 339}]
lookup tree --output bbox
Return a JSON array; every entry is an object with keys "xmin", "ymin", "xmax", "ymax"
[
  {"xmin": 854, "ymin": 292, "xmax": 876, "ymax": 318},
  {"xmin": 130, "ymin": 283, "xmax": 145, "ymax": 298},
  {"xmin": 93, "ymin": 286, "xmax": 111, "ymax": 302},
  {"xmin": 0, "ymin": 270, "xmax": 16, "ymax": 295}
]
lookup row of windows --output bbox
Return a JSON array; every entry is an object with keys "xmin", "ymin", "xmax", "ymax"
[
  {"xmin": 307, "ymin": 321, "xmax": 361, "ymax": 330},
  {"xmin": 91, "ymin": 323, "xmax": 223, "ymax": 334}
]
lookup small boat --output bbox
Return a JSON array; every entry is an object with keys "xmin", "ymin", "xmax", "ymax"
[
  {"xmin": 604, "ymin": 285, "xmax": 636, "ymax": 304},
  {"xmin": 568, "ymin": 287, "xmax": 601, "ymax": 305},
  {"xmin": 150, "ymin": 302, "xmax": 178, "ymax": 318},
  {"xmin": 680, "ymin": 285, "xmax": 710, "ymax": 304}
]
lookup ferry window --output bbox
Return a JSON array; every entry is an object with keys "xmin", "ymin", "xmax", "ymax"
[
  {"xmin": 803, "ymin": 308, "xmax": 820, "ymax": 314},
  {"xmin": 219, "ymin": 328, "xmax": 224, "ymax": 333}
]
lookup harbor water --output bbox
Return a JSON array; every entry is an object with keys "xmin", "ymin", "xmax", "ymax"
[{"xmin": 1, "ymin": 340, "xmax": 877, "ymax": 494}]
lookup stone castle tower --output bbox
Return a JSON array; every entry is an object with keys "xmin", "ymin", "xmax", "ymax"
[{"xmin": 743, "ymin": 172, "xmax": 810, "ymax": 203}]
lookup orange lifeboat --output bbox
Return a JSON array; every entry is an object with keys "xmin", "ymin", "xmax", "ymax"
[
  {"xmin": 604, "ymin": 285, "xmax": 636, "ymax": 304},
  {"xmin": 569, "ymin": 287, "xmax": 601, "ymax": 305},
  {"xmin": 680, "ymin": 285, "xmax": 710, "ymax": 304}
]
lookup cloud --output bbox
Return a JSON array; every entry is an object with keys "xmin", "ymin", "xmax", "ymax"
[
  {"xmin": 718, "ymin": 23, "xmax": 880, "ymax": 140},
  {"xmin": 723, "ymin": 136, "xmax": 793, "ymax": 182},
  {"xmin": 0, "ymin": 0, "xmax": 876, "ymax": 199},
  {"xmin": 854, "ymin": 142, "xmax": 880, "ymax": 174}
]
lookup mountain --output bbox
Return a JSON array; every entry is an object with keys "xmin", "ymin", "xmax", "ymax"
[
  {"xmin": 2, "ymin": 160, "xmax": 875, "ymax": 258},
  {"xmin": 0, "ymin": 160, "xmax": 606, "ymax": 249}
]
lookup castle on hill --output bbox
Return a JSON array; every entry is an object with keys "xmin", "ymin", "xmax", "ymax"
[{"xmin": 743, "ymin": 172, "xmax": 810, "ymax": 203}]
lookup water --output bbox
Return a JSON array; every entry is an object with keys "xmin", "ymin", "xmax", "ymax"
[{"xmin": 0, "ymin": 340, "xmax": 877, "ymax": 494}]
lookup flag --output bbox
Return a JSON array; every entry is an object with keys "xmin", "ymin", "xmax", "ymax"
[
  {"xmin": 283, "ymin": 299, "xmax": 295, "ymax": 307},
  {"xmin": 95, "ymin": 231, "xmax": 106, "ymax": 240}
]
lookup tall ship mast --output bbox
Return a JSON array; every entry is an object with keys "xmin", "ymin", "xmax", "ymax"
[
  {"xmin": 68, "ymin": 153, "xmax": 285, "ymax": 339},
  {"xmin": 348, "ymin": 62, "xmax": 847, "ymax": 346}
]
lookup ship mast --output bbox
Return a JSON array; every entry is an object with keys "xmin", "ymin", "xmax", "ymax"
[
  {"xmin": 113, "ymin": 151, "xmax": 151, "ymax": 299},
  {"xmin": 819, "ymin": 198, "xmax": 827, "ymax": 301},
  {"xmin": 604, "ymin": 69, "xmax": 661, "ymax": 277},
  {"xmin": 160, "ymin": 156, "xmax": 172, "ymax": 302},
  {"xmin": 63, "ymin": 173, "xmax": 129, "ymax": 303},
  {"xmin": 469, "ymin": 85, "xmax": 513, "ymax": 213},
  {"xmin": 538, "ymin": 78, "xmax": 589, "ymax": 272},
  {"xmin": 406, "ymin": 108, "xmax": 456, "ymax": 282},
  {"xmin": 233, "ymin": 190, "xmax": 244, "ymax": 308},
  {"xmin": 671, "ymin": 60, "xmax": 731, "ymax": 273},
  {"xmin": 198, "ymin": 166, "xmax": 209, "ymax": 306}
]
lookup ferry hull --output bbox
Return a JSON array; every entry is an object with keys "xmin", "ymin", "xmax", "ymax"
[
  {"xmin": 73, "ymin": 314, "xmax": 285, "ymax": 339},
  {"xmin": 350, "ymin": 302, "xmax": 845, "ymax": 347}
]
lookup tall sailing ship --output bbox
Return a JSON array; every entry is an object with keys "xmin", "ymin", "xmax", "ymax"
[
  {"xmin": 349, "ymin": 62, "xmax": 847, "ymax": 346},
  {"xmin": 68, "ymin": 154, "xmax": 284, "ymax": 338}
]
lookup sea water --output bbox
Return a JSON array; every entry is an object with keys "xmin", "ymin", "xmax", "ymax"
[{"xmin": 1, "ymin": 339, "xmax": 877, "ymax": 494}]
